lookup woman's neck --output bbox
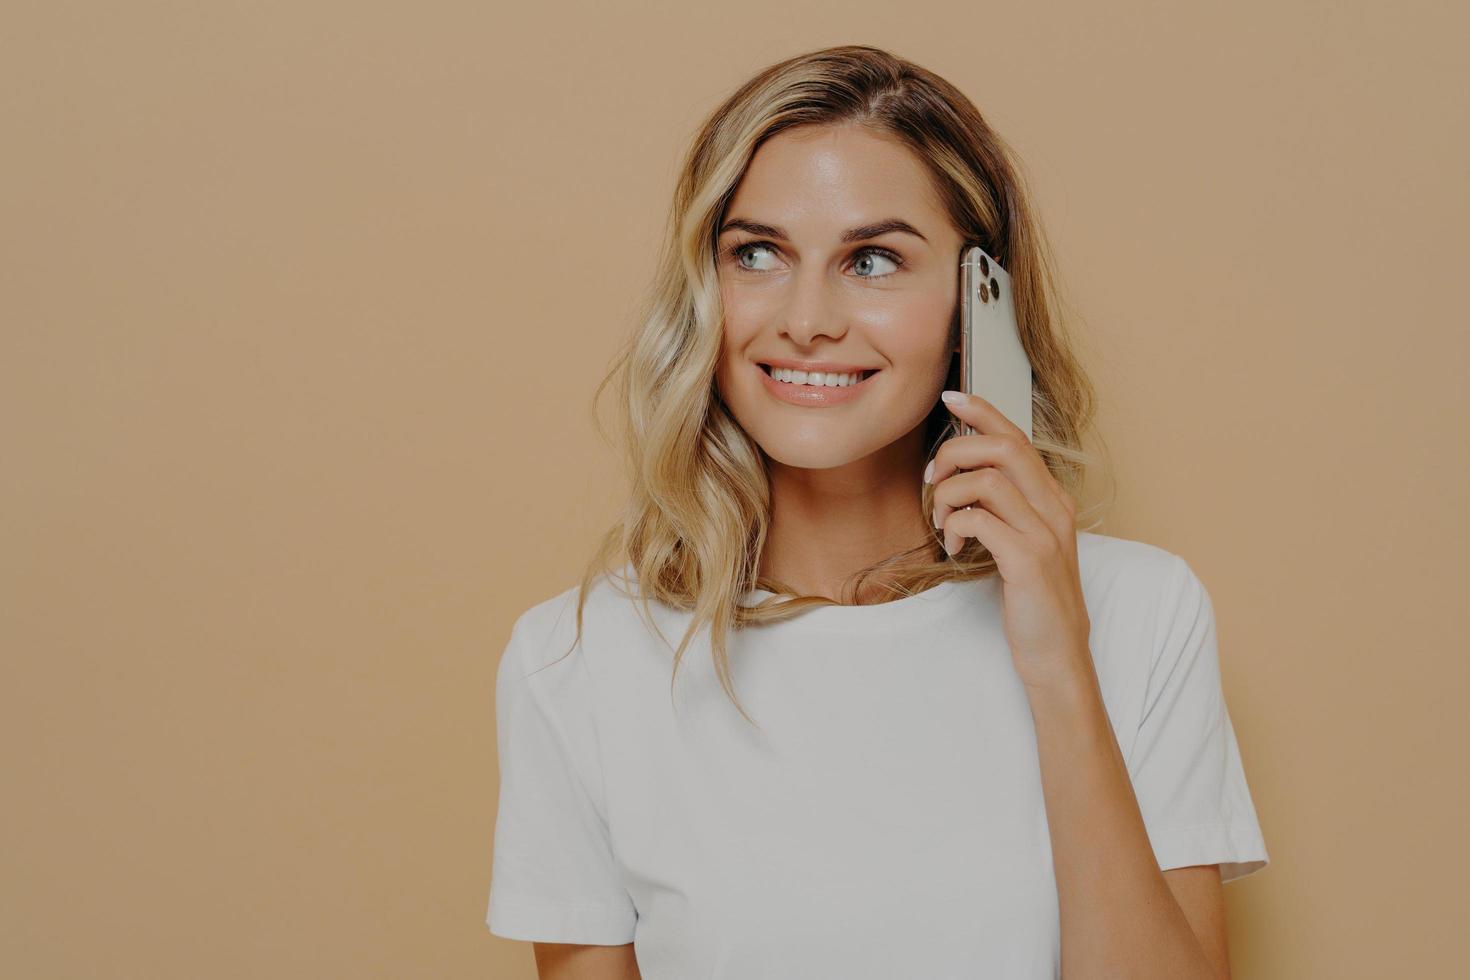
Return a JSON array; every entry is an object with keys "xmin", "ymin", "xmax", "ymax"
[{"xmin": 758, "ymin": 429, "xmax": 931, "ymax": 602}]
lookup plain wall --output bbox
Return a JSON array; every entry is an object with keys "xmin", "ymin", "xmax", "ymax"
[{"xmin": 3, "ymin": 2, "xmax": 1465, "ymax": 978}]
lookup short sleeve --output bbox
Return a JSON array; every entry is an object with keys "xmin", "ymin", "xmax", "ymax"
[
  {"xmin": 1126, "ymin": 556, "xmax": 1271, "ymax": 884},
  {"xmin": 485, "ymin": 613, "xmax": 638, "ymax": 943}
]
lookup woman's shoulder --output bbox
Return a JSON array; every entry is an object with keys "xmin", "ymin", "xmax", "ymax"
[
  {"xmin": 505, "ymin": 565, "xmax": 643, "ymax": 671},
  {"xmin": 1074, "ymin": 530, "xmax": 1204, "ymax": 647},
  {"xmin": 1073, "ymin": 532, "xmax": 1219, "ymax": 726},
  {"xmin": 1076, "ymin": 530, "xmax": 1189, "ymax": 591}
]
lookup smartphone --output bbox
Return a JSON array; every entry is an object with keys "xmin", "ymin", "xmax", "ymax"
[{"xmin": 959, "ymin": 244, "xmax": 1033, "ymax": 442}]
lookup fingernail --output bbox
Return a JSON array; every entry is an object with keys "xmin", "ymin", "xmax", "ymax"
[
  {"xmin": 940, "ymin": 390, "xmax": 966, "ymax": 405},
  {"xmin": 922, "ymin": 459, "xmax": 934, "ymax": 484},
  {"xmin": 932, "ymin": 506, "xmax": 942, "ymax": 530},
  {"xmin": 943, "ymin": 531, "xmax": 957, "ymax": 556}
]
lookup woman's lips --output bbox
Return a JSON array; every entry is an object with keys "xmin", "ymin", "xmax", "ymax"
[{"xmin": 756, "ymin": 363, "xmax": 880, "ymax": 406}]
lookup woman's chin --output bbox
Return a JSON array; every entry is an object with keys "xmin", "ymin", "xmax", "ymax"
[{"xmin": 754, "ymin": 430, "xmax": 885, "ymax": 471}]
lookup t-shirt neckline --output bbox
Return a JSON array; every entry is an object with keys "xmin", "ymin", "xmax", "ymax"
[{"xmin": 740, "ymin": 577, "xmax": 970, "ymax": 630}]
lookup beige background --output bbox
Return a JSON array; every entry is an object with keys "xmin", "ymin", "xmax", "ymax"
[{"xmin": 3, "ymin": 2, "xmax": 1465, "ymax": 978}]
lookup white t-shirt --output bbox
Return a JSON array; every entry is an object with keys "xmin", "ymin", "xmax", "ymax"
[{"xmin": 485, "ymin": 531, "xmax": 1269, "ymax": 977}]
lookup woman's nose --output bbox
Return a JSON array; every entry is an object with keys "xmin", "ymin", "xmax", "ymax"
[{"xmin": 779, "ymin": 266, "xmax": 848, "ymax": 345}]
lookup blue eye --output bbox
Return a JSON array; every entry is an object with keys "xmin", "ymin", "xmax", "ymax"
[
  {"xmin": 852, "ymin": 249, "xmax": 900, "ymax": 278},
  {"xmin": 730, "ymin": 241, "xmax": 779, "ymax": 271},
  {"xmin": 721, "ymin": 241, "xmax": 904, "ymax": 279}
]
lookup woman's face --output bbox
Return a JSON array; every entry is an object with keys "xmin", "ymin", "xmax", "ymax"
[{"xmin": 714, "ymin": 123, "xmax": 964, "ymax": 472}]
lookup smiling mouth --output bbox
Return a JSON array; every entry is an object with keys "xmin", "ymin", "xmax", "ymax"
[{"xmin": 758, "ymin": 364, "xmax": 880, "ymax": 386}]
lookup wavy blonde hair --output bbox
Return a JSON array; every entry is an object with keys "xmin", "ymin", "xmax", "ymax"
[{"xmin": 551, "ymin": 44, "xmax": 1111, "ymax": 726}]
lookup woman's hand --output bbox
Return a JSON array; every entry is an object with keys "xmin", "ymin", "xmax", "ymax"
[{"xmin": 926, "ymin": 390, "xmax": 1092, "ymax": 690}]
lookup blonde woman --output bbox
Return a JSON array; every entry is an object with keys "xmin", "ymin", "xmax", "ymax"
[{"xmin": 486, "ymin": 44, "xmax": 1268, "ymax": 980}]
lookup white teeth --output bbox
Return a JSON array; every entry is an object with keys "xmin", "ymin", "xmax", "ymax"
[{"xmin": 767, "ymin": 367, "xmax": 871, "ymax": 387}]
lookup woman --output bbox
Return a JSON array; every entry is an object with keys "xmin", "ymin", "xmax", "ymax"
[{"xmin": 486, "ymin": 44, "xmax": 1268, "ymax": 980}]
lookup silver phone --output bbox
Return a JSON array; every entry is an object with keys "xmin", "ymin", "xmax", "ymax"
[{"xmin": 959, "ymin": 244, "xmax": 1032, "ymax": 442}]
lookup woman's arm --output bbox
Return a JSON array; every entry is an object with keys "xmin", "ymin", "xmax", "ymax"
[
  {"xmin": 532, "ymin": 942, "xmax": 641, "ymax": 980},
  {"xmin": 1027, "ymin": 662, "xmax": 1230, "ymax": 980},
  {"xmin": 1163, "ymin": 865, "xmax": 1231, "ymax": 978}
]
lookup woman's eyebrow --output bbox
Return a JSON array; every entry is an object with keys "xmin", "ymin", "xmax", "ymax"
[{"xmin": 718, "ymin": 217, "xmax": 928, "ymax": 244}]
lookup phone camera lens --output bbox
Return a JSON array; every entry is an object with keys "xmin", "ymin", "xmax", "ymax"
[
  {"xmin": 979, "ymin": 255, "xmax": 990, "ymax": 276},
  {"xmin": 990, "ymin": 277, "xmax": 1000, "ymax": 297},
  {"xmin": 979, "ymin": 282, "xmax": 990, "ymax": 302}
]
